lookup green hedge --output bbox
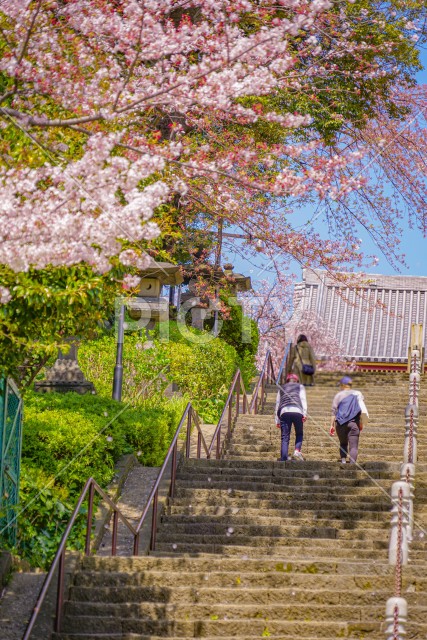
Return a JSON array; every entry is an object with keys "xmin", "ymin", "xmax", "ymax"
[
  {"xmin": 79, "ymin": 334, "xmax": 170, "ymax": 404},
  {"xmin": 168, "ymin": 339, "xmax": 237, "ymax": 422},
  {"xmin": 15, "ymin": 464, "xmax": 88, "ymax": 569},
  {"xmin": 8, "ymin": 391, "xmax": 187, "ymax": 567},
  {"xmin": 79, "ymin": 322, "xmax": 256, "ymax": 422},
  {"xmin": 22, "ymin": 391, "xmax": 186, "ymax": 483}
]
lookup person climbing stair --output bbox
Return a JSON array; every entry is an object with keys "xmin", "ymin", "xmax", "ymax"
[
  {"xmin": 329, "ymin": 375, "xmax": 369, "ymax": 464},
  {"xmin": 275, "ymin": 372, "xmax": 308, "ymax": 461}
]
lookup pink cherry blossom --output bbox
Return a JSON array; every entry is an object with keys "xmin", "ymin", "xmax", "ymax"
[{"xmin": 0, "ymin": 287, "xmax": 12, "ymax": 305}]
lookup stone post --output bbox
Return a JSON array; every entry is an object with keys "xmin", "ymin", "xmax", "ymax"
[{"xmin": 34, "ymin": 341, "xmax": 95, "ymax": 394}]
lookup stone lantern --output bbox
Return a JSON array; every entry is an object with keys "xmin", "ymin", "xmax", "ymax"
[
  {"xmin": 180, "ymin": 264, "xmax": 251, "ymax": 330},
  {"xmin": 223, "ymin": 263, "xmax": 252, "ymax": 296},
  {"xmin": 34, "ymin": 341, "xmax": 95, "ymax": 395},
  {"xmin": 180, "ymin": 278, "xmax": 213, "ymax": 330},
  {"xmin": 126, "ymin": 260, "xmax": 183, "ymax": 329}
]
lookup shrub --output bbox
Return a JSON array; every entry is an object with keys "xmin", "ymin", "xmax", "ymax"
[
  {"xmin": 13, "ymin": 464, "xmax": 88, "ymax": 569},
  {"xmin": 218, "ymin": 303, "xmax": 260, "ymax": 362},
  {"xmin": 12, "ymin": 391, "xmax": 188, "ymax": 567},
  {"xmin": 168, "ymin": 339, "xmax": 237, "ymax": 422},
  {"xmin": 22, "ymin": 391, "xmax": 186, "ymax": 492},
  {"xmin": 22, "ymin": 391, "xmax": 129, "ymax": 493},
  {"xmin": 78, "ymin": 334, "xmax": 170, "ymax": 404}
]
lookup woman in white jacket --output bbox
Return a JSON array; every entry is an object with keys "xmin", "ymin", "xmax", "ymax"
[{"xmin": 275, "ymin": 373, "xmax": 308, "ymax": 461}]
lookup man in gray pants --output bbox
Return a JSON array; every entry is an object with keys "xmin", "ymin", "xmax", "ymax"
[{"xmin": 329, "ymin": 376, "xmax": 369, "ymax": 464}]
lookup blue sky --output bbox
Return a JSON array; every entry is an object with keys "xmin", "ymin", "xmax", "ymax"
[{"xmin": 224, "ymin": 49, "xmax": 427, "ymax": 283}]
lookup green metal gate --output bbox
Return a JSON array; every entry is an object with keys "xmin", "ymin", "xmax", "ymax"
[{"xmin": 0, "ymin": 377, "xmax": 23, "ymax": 546}]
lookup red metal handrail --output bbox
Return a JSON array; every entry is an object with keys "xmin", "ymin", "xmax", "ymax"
[
  {"xmin": 249, "ymin": 350, "xmax": 276, "ymax": 414},
  {"xmin": 207, "ymin": 369, "xmax": 249, "ymax": 459},
  {"xmin": 133, "ymin": 403, "xmax": 209, "ymax": 553},
  {"xmin": 23, "ymin": 478, "xmax": 136, "ymax": 640}
]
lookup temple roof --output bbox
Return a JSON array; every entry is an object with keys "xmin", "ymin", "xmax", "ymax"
[{"xmin": 294, "ymin": 269, "xmax": 427, "ymax": 362}]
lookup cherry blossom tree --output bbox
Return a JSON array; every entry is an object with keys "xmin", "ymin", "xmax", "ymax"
[
  {"xmin": 1, "ymin": 0, "xmax": 422, "ymax": 287},
  {"xmin": 242, "ymin": 277, "xmax": 294, "ymax": 370},
  {"xmin": 1, "ymin": 1, "xmax": 426, "ymax": 380}
]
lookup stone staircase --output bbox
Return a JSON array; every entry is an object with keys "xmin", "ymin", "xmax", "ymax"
[{"xmin": 53, "ymin": 371, "xmax": 427, "ymax": 639}]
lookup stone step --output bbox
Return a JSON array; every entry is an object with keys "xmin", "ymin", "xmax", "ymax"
[
  {"xmin": 174, "ymin": 484, "xmax": 392, "ymax": 501},
  {"xmin": 48, "ymin": 635, "xmax": 414, "ymax": 640},
  {"xmin": 262, "ymin": 419, "xmax": 426, "ymax": 427},
  {"xmin": 170, "ymin": 501, "xmax": 391, "ymax": 516},
  {"xmin": 226, "ymin": 440, "xmax": 426, "ymax": 451},
  {"xmin": 166, "ymin": 505, "xmax": 391, "ymax": 522},
  {"xmin": 153, "ymin": 542, "xmax": 388, "ymax": 561},
  {"xmin": 63, "ymin": 600, "xmax": 398, "ymax": 620},
  {"xmin": 51, "ymin": 636, "xmax": 386, "ymax": 640},
  {"xmin": 154, "ymin": 546, "xmax": 427, "ymax": 565},
  {"xmin": 52, "ymin": 615, "xmax": 427, "ymax": 637},
  {"xmin": 232, "ymin": 425, "xmax": 414, "ymax": 434},
  {"xmin": 154, "ymin": 531, "xmax": 390, "ymax": 548},
  {"xmin": 226, "ymin": 440, "xmax": 415, "ymax": 451},
  {"xmin": 162, "ymin": 509, "xmax": 391, "ymax": 534},
  {"xmin": 174, "ymin": 475, "xmax": 396, "ymax": 490},
  {"xmin": 68, "ymin": 584, "xmax": 427, "ymax": 606},
  {"xmin": 177, "ymin": 464, "xmax": 399, "ymax": 477},
  {"xmin": 181, "ymin": 458, "xmax": 408, "ymax": 473},
  {"xmin": 225, "ymin": 452, "xmax": 413, "ymax": 462},
  {"xmin": 72, "ymin": 567, "xmax": 424, "ymax": 590},
  {"xmin": 178, "ymin": 464, "xmax": 401, "ymax": 479}
]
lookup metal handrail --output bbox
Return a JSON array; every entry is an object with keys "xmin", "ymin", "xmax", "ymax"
[
  {"xmin": 249, "ymin": 350, "xmax": 275, "ymax": 414},
  {"xmin": 275, "ymin": 340, "xmax": 292, "ymax": 387},
  {"xmin": 133, "ymin": 403, "xmax": 209, "ymax": 552},
  {"xmin": 207, "ymin": 369, "xmax": 249, "ymax": 459},
  {"xmin": 23, "ymin": 478, "xmax": 136, "ymax": 639}
]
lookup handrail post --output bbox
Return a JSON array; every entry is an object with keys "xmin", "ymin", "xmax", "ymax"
[
  {"xmin": 389, "ymin": 482, "xmax": 410, "ymax": 574},
  {"xmin": 227, "ymin": 399, "xmax": 232, "ymax": 436},
  {"xmin": 216, "ymin": 426, "xmax": 221, "ymax": 459},
  {"xmin": 133, "ymin": 532, "xmax": 140, "ymax": 556},
  {"xmin": 170, "ymin": 441, "xmax": 178, "ymax": 498},
  {"xmin": 150, "ymin": 489, "xmax": 159, "ymax": 551},
  {"xmin": 404, "ymin": 404, "xmax": 418, "ymax": 464},
  {"xmin": 261, "ymin": 371, "xmax": 265, "ymax": 411},
  {"xmin": 385, "ymin": 598, "xmax": 407, "ymax": 640},
  {"xmin": 401, "ymin": 462, "xmax": 415, "ymax": 539},
  {"xmin": 197, "ymin": 430, "xmax": 202, "ymax": 458},
  {"xmin": 54, "ymin": 549, "xmax": 66, "ymax": 633},
  {"xmin": 85, "ymin": 481, "xmax": 95, "ymax": 556},
  {"xmin": 242, "ymin": 379, "xmax": 247, "ymax": 414},
  {"xmin": 111, "ymin": 510, "xmax": 119, "ymax": 556},
  {"xmin": 185, "ymin": 410, "xmax": 191, "ymax": 458},
  {"xmin": 236, "ymin": 377, "xmax": 240, "ymax": 418}
]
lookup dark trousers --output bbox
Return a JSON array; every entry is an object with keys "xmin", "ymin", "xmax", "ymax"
[
  {"xmin": 279, "ymin": 412, "xmax": 304, "ymax": 461},
  {"xmin": 336, "ymin": 415, "xmax": 360, "ymax": 463}
]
